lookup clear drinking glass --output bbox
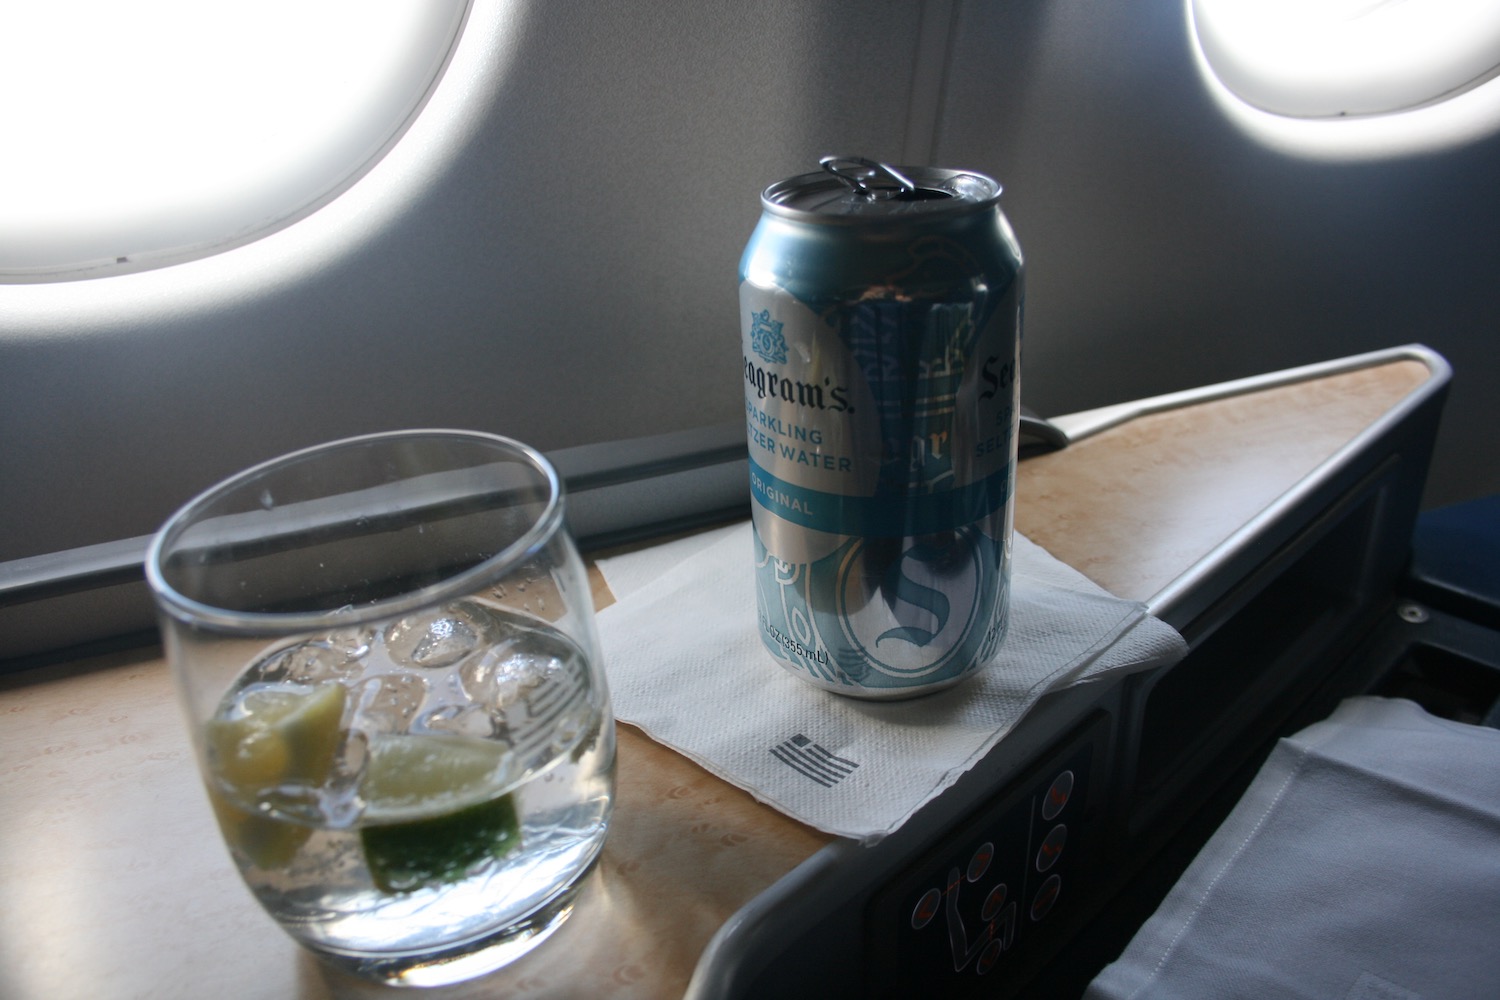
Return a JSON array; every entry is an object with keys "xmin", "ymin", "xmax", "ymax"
[{"xmin": 146, "ymin": 430, "xmax": 615, "ymax": 987}]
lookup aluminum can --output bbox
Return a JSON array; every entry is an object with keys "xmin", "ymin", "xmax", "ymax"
[{"xmin": 740, "ymin": 157, "xmax": 1023, "ymax": 699}]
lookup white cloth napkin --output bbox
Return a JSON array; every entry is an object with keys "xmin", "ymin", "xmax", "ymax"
[
  {"xmin": 1086, "ymin": 696, "xmax": 1500, "ymax": 1000},
  {"xmin": 595, "ymin": 521, "xmax": 1186, "ymax": 843}
]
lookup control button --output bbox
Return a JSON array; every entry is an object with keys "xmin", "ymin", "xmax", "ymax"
[
  {"xmin": 911, "ymin": 887, "xmax": 942, "ymax": 930},
  {"xmin": 981, "ymin": 882, "xmax": 1007, "ymax": 922},
  {"xmin": 1030, "ymin": 874, "xmax": 1061, "ymax": 922},
  {"xmin": 1042, "ymin": 770, "xmax": 1074, "ymax": 821},
  {"xmin": 1036, "ymin": 823, "xmax": 1067, "ymax": 872},
  {"xmin": 967, "ymin": 841, "xmax": 994, "ymax": 883},
  {"xmin": 976, "ymin": 938, "xmax": 1003, "ymax": 976}
]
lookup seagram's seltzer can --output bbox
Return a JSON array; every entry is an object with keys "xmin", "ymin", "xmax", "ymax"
[{"xmin": 740, "ymin": 156, "xmax": 1023, "ymax": 699}]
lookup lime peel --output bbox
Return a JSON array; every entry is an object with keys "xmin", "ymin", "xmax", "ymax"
[{"xmin": 362, "ymin": 794, "xmax": 520, "ymax": 894}]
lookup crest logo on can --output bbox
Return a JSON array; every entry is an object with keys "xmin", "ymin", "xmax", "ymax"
[{"xmin": 750, "ymin": 309, "xmax": 789, "ymax": 364}]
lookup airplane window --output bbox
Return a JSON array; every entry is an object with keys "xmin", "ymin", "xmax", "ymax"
[
  {"xmin": 0, "ymin": 0, "xmax": 470, "ymax": 282},
  {"xmin": 1188, "ymin": 0, "xmax": 1500, "ymax": 157}
]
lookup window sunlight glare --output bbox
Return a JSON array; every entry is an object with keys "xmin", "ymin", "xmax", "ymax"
[
  {"xmin": 0, "ymin": 1, "xmax": 469, "ymax": 280},
  {"xmin": 1188, "ymin": 0, "xmax": 1500, "ymax": 158}
]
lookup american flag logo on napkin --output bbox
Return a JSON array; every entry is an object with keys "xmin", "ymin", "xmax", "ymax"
[{"xmin": 771, "ymin": 734, "xmax": 859, "ymax": 788}]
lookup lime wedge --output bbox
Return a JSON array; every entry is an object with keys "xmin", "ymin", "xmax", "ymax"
[
  {"xmin": 203, "ymin": 681, "xmax": 347, "ymax": 868},
  {"xmin": 205, "ymin": 786, "xmax": 313, "ymax": 870},
  {"xmin": 206, "ymin": 681, "xmax": 348, "ymax": 792},
  {"xmin": 358, "ymin": 733, "xmax": 520, "ymax": 893}
]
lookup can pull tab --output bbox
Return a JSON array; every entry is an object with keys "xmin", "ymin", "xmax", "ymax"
[{"xmin": 819, "ymin": 155, "xmax": 917, "ymax": 200}]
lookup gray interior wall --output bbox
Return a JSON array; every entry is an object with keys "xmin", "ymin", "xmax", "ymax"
[
  {"xmin": 933, "ymin": 0, "xmax": 1500, "ymax": 512},
  {"xmin": 2, "ymin": 0, "xmax": 1496, "ymax": 567}
]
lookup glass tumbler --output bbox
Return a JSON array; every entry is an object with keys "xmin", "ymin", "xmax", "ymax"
[{"xmin": 146, "ymin": 430, "xmax": 615, "ymax": 987}]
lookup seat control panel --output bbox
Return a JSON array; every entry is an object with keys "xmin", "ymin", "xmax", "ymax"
[{"xmin": 865, "ymin": 712, "xmax": 1110, "ymax": 997}]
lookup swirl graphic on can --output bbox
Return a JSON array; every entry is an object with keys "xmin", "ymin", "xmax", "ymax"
[{"xmin": 740, "ymin": 158, "xmax": 1024, "ymax": 698}]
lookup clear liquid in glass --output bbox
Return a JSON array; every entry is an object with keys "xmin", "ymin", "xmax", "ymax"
[{"xmin": 202, "ymin": 600, "xmax": 614, "ymax": 981}]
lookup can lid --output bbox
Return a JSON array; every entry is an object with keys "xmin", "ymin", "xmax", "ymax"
[{"xmin": 762, "ymin": 156, "xmax": 1002, "ymax": 221}]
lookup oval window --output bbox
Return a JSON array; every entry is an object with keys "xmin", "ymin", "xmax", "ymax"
[
  {"xmin": 0, "ymin": 0, "xmax": 470, "ymax": 282},
  {"xmin": 1191, "ymin": 0, "xmax": 1500, "ymax": 119}
]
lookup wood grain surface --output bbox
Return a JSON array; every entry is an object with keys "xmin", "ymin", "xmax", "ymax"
[{"xmin": 0, "ymin": 359, "xmax": 1431, "ymax": 999}]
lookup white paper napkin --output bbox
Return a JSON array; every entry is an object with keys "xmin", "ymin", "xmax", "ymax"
[{"xmin": 595, "ymin": 521, "xmax": 1186, "ymax": 843}]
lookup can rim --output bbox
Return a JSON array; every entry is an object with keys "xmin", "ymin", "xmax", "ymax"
[{"xmin": 760, "ymin": 166, "xmax": 1002, "ymax": 223}]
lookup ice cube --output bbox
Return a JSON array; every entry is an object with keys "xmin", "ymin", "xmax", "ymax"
[
  {"xmin": 413, "ymin": 703, "xmax": 498, "ymax": 740},
  {"xmin": 320, "ymin": 612, "xmax": 377, "ymax": 661},
  {"xmin": 355, "ymin": 672, "xmax": 428, "ymax": 734},
  {"xmin": 322, "ymin": 728, "xmax": 369, "ymax": 827},
  {"xmin": 459, "ymin": 637, "xmax": 558, "ymax": 710},
  {"xmin": 254, "ymin": 639, "xmax": 366, "ymax": 685},
  {"xmin": 382, "ymin": 608, "xmax": 481, "ymax": 669}
]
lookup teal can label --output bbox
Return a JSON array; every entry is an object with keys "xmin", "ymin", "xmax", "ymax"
[{"xmin": 740, "ymin": 161, "xmax": 1023, "ymax": 698}]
